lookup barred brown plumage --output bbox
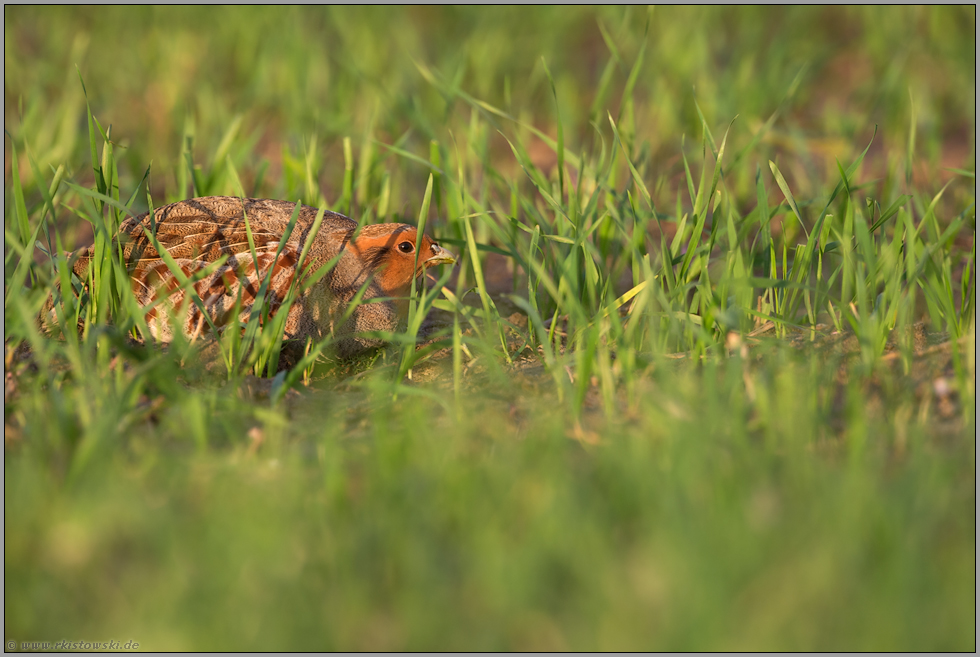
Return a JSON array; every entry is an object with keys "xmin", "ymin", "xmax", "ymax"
[{"xmin": 62, "ymin": 196, "xmax": 456, "ymax": 356}]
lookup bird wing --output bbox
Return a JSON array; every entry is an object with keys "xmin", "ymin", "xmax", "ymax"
[
  {"xmin": 67, "ymin": 197, "xmax": 358, "ymax": 339},
  {"xmin": 71, "ymin": 196, "xmax": 355, "ymax": 279}
]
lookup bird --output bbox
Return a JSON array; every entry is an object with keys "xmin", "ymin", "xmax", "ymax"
[{"xmin": 62, "ymin": 196, "xmax": 456, "ymax": 357}]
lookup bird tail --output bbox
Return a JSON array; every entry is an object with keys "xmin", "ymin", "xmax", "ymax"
[{"xmin": 37, "ymin": 249, "xmax": 90, "ymax": 339}]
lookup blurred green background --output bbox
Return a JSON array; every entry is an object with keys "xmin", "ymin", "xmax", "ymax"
[
  {"xmin": 5, "ymin": 6, "xmax": 975, "ymax": 219},
  {"xmin": 4, "ymin": 5, "xmax": 975, "ymax": 651}
]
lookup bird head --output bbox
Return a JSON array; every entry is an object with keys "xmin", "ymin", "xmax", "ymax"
[{"xmin": 348, "ymin": 224, "xmax": 456, "ymax": 298}]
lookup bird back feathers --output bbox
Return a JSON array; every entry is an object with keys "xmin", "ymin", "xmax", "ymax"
[{"xmin": 59, "ymin": 196, "xmax": 401, "ymax": 355}]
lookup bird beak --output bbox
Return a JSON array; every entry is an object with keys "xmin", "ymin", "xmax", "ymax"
[{"xmin": 424, "ymin": 244, "xmax": 457, "ymax": 267}]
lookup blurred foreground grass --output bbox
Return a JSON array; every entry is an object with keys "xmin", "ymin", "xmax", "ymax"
[{"xmin": 4, "ymin": 5, "xmax": 976, "ymax": 650}]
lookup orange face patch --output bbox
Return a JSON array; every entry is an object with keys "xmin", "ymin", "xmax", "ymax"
[{"xmin": 349, "ymin": 224, "xmax": 455, "ymax": 297}]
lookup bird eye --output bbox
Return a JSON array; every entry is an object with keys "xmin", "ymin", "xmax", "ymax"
[{"xmin": 398, "ymin": 241, "xmax": 415, "ymax": 253}]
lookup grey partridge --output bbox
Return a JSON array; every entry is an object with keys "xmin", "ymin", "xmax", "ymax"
[{"xmin": 65, "ymin": 196, "xmax": 456, "ymax": 357}]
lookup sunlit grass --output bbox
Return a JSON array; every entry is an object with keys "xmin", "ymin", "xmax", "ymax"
[{"xmin": 4, "ymin": 5, "xmax": 976, "ymax": 651}]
